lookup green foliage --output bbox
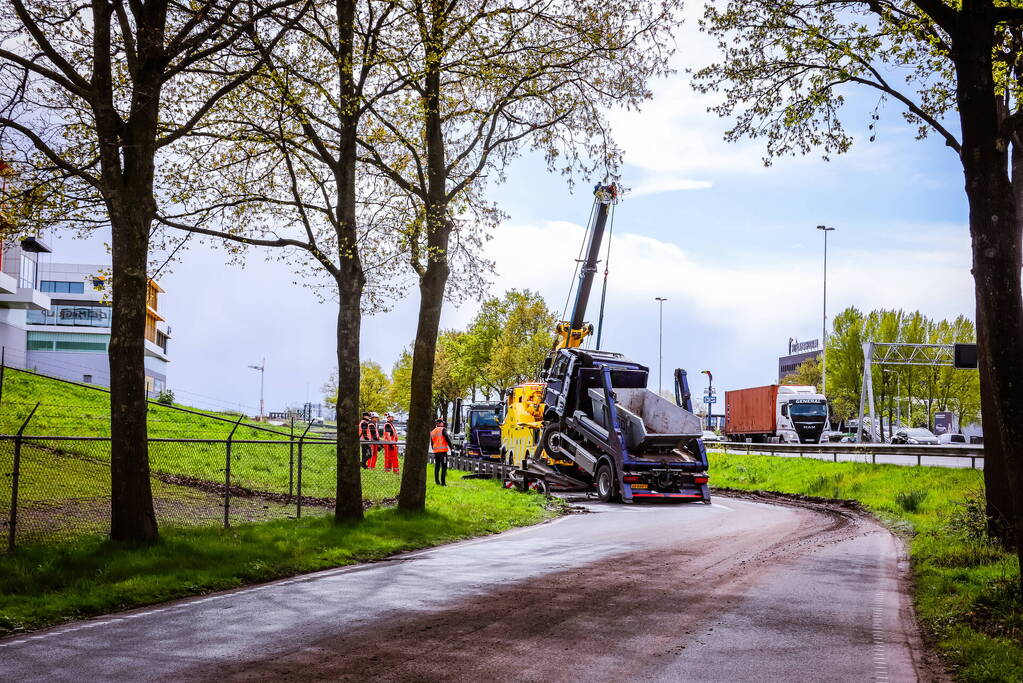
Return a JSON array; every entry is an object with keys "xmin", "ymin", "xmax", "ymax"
[
  {"xmin": 323, "ymin": 362, "xmax": 393, "ymax": 415},
  {"xmin": 390, "ymin": 349, "xmax": 414, "ymax": 414},
  {"xmin": 155, "ymin": 390, "xmax": 175, "ymax": 405},
  {"xmin": 895, "ymin": 488, "xmax": 928, "ymax": 513},
  {"xmin": 781, "ymin": 356, "xmax": 821, "ymax": 390},
  {"xmin": 824, "ymin": 306, "xmax": 980, "ymax": 431},
  {"xmin": 458, "ymin": 289, "xmax": 556, "ymax": 396},
  {"xmin": 707, "ymin": 451, "xmax": 1022, "ymax": 679},
  {"xmin": 359, "ymin": 361, "xmax": 391, "ymax": 415},
  {"xmin": 0, "ymin": 474, "xmax": 559, "ymax": 636}
]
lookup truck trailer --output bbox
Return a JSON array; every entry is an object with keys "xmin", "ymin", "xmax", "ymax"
[{"xmin": 724, "ymin": 384, "xmax": 829, "ymax": 444}]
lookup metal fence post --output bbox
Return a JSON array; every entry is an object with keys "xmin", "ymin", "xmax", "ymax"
[
  {"xmin": 0, "ymin": 346, "xmax": 6, "ymax": 410},
  {"xmin": 224, "ymin": 415, "xmax": 243, "ymax": 529},
  {"xmin": 8, "ymin": 403, "xmax": 39, "ymax": 552},
  {"xmin": 289, "ymin": 417, "xmax": 295, "ymax": 500},
  {"xmin": 297, "ymin": 422, "xmax": 311, "ymax": 518}
]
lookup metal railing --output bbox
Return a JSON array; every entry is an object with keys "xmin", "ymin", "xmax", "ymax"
[
  {"xmin": 2, "ymin": 432, "xmax": 408, "ymax": 551},
  {"xmin": 712, "ymin": 441, "xmax": 984, "ymax": 468}
]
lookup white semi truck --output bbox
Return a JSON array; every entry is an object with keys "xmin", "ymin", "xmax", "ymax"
[{"xmin": 724, "ymin": 384, "xmax": 829, "ymax": 444}]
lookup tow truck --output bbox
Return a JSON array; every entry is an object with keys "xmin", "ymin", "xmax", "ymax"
[{"xmin": 499, "ymin": 183, "xmax": 711, "ymax": 503}]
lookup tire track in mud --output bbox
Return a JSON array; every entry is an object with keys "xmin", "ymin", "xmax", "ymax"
[{"xmin": 180, "ymin": 498, "xmax": 891, "ymax": 683}]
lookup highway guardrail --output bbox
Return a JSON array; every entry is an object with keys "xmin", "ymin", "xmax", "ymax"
[{"xmin": 711, "ymin": 441, "xmax": 984, "ymax": 467}]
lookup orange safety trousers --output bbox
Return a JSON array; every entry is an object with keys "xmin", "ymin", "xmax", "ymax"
[{"xmin": 383, "ymin": 431, "xmax": 399, "ymax": 473}]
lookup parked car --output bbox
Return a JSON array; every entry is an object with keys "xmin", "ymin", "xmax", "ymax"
[
  {"xmin": 938, "ymin": 432, "xmax": 967, "ymax": 444},
  {"xmin": 890, "ymin": 427, "xmax": 939, "ymax": 445},
  {"xmin": 701, "ymin": 430, "xmax": 724, "ymax": 443}
]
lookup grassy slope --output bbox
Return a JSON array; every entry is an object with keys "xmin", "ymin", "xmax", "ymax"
[
  {"xmin": 0, "ymin": 370, "xmax": 400, "ymax": 505},
  {"xmin": 0, "ymin": 471, "xmax": 558, "ymax": 636},
  {"xmin": 708, "ymin": 451, "xmax": 1022, "ymax": 682}
]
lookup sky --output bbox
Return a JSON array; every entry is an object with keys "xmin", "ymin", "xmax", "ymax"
[{"xmin": 43, "ymin": 16, "xmax": 974, "ymax": 416}]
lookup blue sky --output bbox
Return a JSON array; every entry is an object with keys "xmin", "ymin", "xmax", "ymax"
[{"xmin": 48, "ymin": 23, "xmax": 975, "ymax": 416}]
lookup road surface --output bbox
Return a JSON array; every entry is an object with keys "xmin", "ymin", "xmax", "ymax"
[{"xmin": 0, "ymin": 494, "xmax": 940, "ymax": 681}]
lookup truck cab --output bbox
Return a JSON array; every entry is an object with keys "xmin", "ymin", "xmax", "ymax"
[
  {"xmin": 539, "ymin": 348, "xmax": 710, "ymax": 503},
  {"xmin": 454, "ymin": 400, "xmax": 504, "ymax": 460},
  {"xmin": 776, "ymin": 386, "xmax": 829, "ymax": 444}
]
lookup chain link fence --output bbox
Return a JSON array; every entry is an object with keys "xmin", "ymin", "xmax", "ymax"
[{"xmin": 1, "ymin": 419, "xmax": 407, "ymax": 551}]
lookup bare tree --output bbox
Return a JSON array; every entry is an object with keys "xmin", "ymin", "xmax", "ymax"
[
  {"xmin": 357, "ymin": 0, "xmax": 684, "ymax": 511},
  {"xmin": 0, "ymin": 0, "xmax": 307, "ymax": 542},
  {"xmin": 161, "ymin": 0, "xmax": 422, "ymax": 521}
]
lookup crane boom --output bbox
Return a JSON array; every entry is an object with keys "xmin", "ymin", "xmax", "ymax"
[{"xmin": 553, "ymin": 182, "xmax": 618, "ymax": 353}]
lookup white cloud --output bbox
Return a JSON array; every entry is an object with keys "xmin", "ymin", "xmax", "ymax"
[
  {"xmin": 628, "ymin": 176, "xmax": 713, "ymax": 197},
  {"xmin": 485, "ymin": 219, "xmax": 975, "ymax": 388}
]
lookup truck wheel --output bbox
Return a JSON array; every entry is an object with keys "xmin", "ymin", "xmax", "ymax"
[{"xmin": 596, "ymin": 464, "xmax": 618, "ymax": 503}]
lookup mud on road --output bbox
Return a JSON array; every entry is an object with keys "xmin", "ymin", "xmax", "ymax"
[{"xmin": 178, "ymin": 494, "xmax": 942, "ymax": 683}]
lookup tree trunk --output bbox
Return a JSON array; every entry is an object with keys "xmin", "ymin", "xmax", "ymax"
[
  {"xmin": 334, "ymin": 280, "xmax": 364, "ymax": 522},
  {"xmin": 332, "ymin": 0, "xmax": 365, "ymax": 523},
  {"xmin": 96, "ymin": 1, "xmax": 164, "ymax": 544},
  {"xmin": 107, "ymin": 206, "xmax": 158, "ymax": 543},
  {"xmin": 398, "ymin": 0, "xmax": 452, "ymax": 512},
  {"xmin": 954, "ymin": 11, "xmax": 1023, "ymax": 563},
  {"xmin": 398, "ymin": 257, "xmax": 450, "ymax": 511}
]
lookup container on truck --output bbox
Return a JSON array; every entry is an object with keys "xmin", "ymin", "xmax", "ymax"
[{"xmin": 724, "ymin": 384, "xmax": 829, "ymax": 444}]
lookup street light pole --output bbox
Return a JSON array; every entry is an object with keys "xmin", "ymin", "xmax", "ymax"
[
  {"xmin": 816, "ymin": 225, "xmax": 836, "ymax": 395},
  {"xmin": 248, "ymin": 358, "xmax": 265, "ymax": 421},
  {"xmin": 700, "ymin": 370, "xmax": 713, "ymax": 430},
  {"xmin": 655, "ymin": 297, "xmax": 667, "ymax": 395}
]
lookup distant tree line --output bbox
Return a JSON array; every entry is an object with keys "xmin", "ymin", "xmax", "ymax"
[
  {"xmin": 782, "ymin": 307, "xmax": 980, "ymax": 437},
  {"xmin": 323, "ymin": 289, "xmax": 555, "ymax": 421}
]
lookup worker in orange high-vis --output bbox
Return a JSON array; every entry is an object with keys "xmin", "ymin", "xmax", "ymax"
[
  {"xmin": 366, "ymin": 414, "xmax": 381, "ymax": 468},
  {"xmin": 382, "ymin": 413, "xmax": 400, "ymax": 473},
  {"xmin": 359, "ymin": 412, "xmax": 373, "ymax": 468},
  {"xmin": 430, "ymin": 418, "xmax": 452, "ymax": 486}
]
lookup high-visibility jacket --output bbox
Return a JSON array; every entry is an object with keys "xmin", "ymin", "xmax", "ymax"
[
  {"xmin": 383, "ymin": 422, "xmax": 397, "ymax": 440},
  {"xmin": 359, "ymin": 419, "xmax": 371, "ymax": 440},
  {"xmin": 431, "ymin": 426, "xmax": 450, "ymax": 453}
]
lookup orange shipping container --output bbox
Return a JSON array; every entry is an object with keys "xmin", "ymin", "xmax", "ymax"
[{"xmin": 724, "ymin": 385, "xmax": 779, "ymax": 436}]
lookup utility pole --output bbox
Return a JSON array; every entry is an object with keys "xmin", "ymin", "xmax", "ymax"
[
  {"xmin": 655, "ymin": 297, "xmax": 667, "ymax": 394},
  {"xmin": 248, "ymin": 358, "xmax": 265, "ymax": 421},
  {"xmin": 816, "ymin": 225, "xmax": 836, "ymax": 395}
]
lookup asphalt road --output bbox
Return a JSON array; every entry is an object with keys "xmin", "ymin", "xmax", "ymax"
[{"xmin": 0, "ymin": 495, "xmax": 938, "ymax": 682}]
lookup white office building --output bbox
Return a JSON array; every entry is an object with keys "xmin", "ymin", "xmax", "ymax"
[{"xmin": 0, "ymin": 239, "xmax": 171, "ymax": 394}]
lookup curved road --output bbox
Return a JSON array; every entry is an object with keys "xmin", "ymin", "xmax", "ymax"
[{"xmin": 0, "ymin": 495, "xmax": 939, "ymax": 681}]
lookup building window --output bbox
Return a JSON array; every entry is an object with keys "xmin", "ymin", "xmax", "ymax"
[
  {"xmin": 55, "ymin": 340, "xmax": 108, "ymax": 352},
  {"xmin": 156, "ymin": 330, "xmax": 169, "ymax": 353},
  {"xmin": 145, "ymin": 315, "xmax": 157, "ymax": 342},
  {"xmin": 40, "ymin": 281, "xmax": 85, "ymax": 294},
  {"xmin": 19, "ymin": 253, "xmax": 36, "ymax": 289},
  {"xmin": 27, "ymin": 303, "xmax": 112, "ymax": 328},
  {"xmin": 27, "ymin": 332, "xmax": 110, "ymax": 353},
  {"xmin": 83, "ymin": 374, "xmax": 92, "ymax": 383}
]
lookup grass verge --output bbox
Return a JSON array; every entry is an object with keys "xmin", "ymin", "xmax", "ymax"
[
  {"xmin": 708, "ymin": 451, "xmax": 1022, "ymax": 682},
  {"xmin": 0, "ymin": 469, "xmax": 560, "ymax": 637}
]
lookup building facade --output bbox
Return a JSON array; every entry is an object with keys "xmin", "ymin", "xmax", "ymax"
[
  {"xmin": 777, "ymin": 337, "xmax": 822, "ymax": 382},
  {"xmin": 0, "ymin": 242, "xmax": 171, "ymax": 395}
]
